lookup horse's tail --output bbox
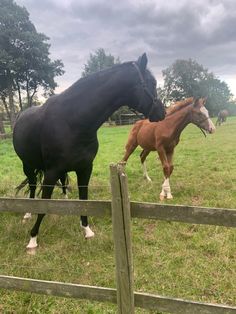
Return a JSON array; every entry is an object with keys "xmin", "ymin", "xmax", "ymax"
[
  {"xmin": 15, "ymin": 169, "xmax": 43, "ymax": 196},
  {"xmin": 15, "ymin": 171, "xmax": 71, "ymax": 196}
]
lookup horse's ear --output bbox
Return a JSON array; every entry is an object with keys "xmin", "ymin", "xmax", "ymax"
[
  {"xmin": 137, "ymin": 53, "xmax": 148, "ymax": 74},
  {"xmin": 193, "ymin": 98, "xmax": 200, "ymax": 107}
]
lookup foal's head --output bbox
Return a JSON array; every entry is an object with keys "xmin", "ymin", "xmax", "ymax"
[
  {"xmin": 191, "ymin": 98, "xmax": 216, "ymax": 133},
  {"xmin": 130, "ymin": 53, "xmax": 165, "ymax": 122}
]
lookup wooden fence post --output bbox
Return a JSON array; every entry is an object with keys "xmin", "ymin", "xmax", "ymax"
[{"xmin": 110, "ymin": 163, "xmax": 134, "ymax": 314}]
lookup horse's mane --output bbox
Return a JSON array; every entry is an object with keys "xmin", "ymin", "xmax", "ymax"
[
  {"xmin": 166, "ymin": 97, "xmax": 194, "ymax": 116},
  {"xmin": 59, "ymin": 62, "xmax": 156, "ymax": 100}
]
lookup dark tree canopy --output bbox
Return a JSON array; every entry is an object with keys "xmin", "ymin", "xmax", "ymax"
[
  {"xmin": 0, "ymin": 0, "xmax": 64, "ymax": 126},
  {"xmin": 82, "ymin": 48, "xmax": 120, "ymax": 77},
  {"xmin": 161, "ymin": 59, "xmax": 234, "ymax": 116}
]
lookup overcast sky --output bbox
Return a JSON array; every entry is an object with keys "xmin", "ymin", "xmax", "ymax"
[{"xmin": 16, "ymin": 0, "xmax": 236, "ymax": 97}]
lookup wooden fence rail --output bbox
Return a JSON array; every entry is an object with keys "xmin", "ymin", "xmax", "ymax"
[
  {"xmin": 0, "ymin": 163, "xmax": 236, "ymax": 313},
  {"xmin": 0, "ymin": 198, "xmax": 235, "ymax": 227}
]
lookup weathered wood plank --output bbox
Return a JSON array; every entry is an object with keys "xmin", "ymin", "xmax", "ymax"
[
  {"xmin": 131, "ymin": 202, "xmax": 236, "ymax": 227},
  {"xmin": 0, "ymin": 275, "xmax": 116, "ymax": 303},
  {"xmin": 0, "ymin": 276, "xmax": 235, "ymax": 313},
  {"xmin": 134, "ymin": 292, "xmax": 236, "ymax": 314},
  {"xmin": 110, "ymin": 164, "xmax": 134, "ymax": 314},
  {"xmin": 0, "ymin": 198, "xmax": 235, "ymax": 227},
  {"xmin": 0, "ymin": 197, "xmax": 111, "ymax": 217}
]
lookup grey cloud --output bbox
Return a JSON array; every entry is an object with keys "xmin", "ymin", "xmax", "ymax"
[{"xmin": 15, "ymin": 0, "xmax": 236, "ymax": 95}]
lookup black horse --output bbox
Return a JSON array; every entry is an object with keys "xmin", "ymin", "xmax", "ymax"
[{"xmin": 13, "ymin": 53, "xmax": 165, "ymax": 249}]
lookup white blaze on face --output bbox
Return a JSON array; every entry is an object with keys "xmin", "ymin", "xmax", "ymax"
[{"xmin": 200, "ymin": 106, "xmax": 216, "ymax": 133}]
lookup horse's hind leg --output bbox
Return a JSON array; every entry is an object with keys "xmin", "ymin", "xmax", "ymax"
[
  {"xmin": 76, "ymin": 165, "xmax": 94, "ymax": 239},
  {"xmin": 22, "ymin": 164, "xmax": 37, "ymax": 220},
  {"xmin": 121, "ymin": 137, "xmax": 138, "ymax": 163},
  {"xmin": 27, "ymin": 170, "xmax": 58, "ymax": 249},
  {"xmin": 60, "ymin": 173, "xmax": 68, "ymax": 199},
  {"xmin": 140, "ymin": 150, "xmax": 151, "ymax": 181}
]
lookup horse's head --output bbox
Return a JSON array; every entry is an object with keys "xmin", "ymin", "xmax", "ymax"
[
  {"xmin": 130, "ymin": 53, "xmax": 165, "ymax": 122},
  {"xmin": 191, "ymin": 98, "xmax": 216, "ymax": 134}
]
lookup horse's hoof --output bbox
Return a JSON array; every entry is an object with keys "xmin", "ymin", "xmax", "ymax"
[
  {"xmin": 23, "ymin": 212, "xmax": 32, "ymax": 220},
  {"xmin": 167, "ymin": 195, "xmax": 173, "ymax": 200},
  {"xmin": 118, "ymin": 161, "xmax": 126, "ymax": 165},
  {"xmin": 81, "ymin": 225, "xmax": 95, "ymax": 239},
  {"xmin": 159, "ymin": 194, "xmax": 165, "ymax": 201},
  {"xmin": 26, "ymin": 236, "xmax": 38, "ymax": 249},
  {"xmin": 27, "ymin": 248, "xmax": 37, "ymax": 255}
]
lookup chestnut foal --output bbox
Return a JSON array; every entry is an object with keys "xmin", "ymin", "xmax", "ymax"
[{"xmin": 122, "ymin": 97, "xmax": 216, "ymax": 200}]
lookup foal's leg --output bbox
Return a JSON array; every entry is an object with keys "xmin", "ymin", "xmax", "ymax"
[
  {"xmin": 140, "ymin": 150, "xmax": 151, "ymax": 181},
  {"xmin": 158, "ymin": 149, "xmax": 173, "ymax": 200},
  {"xmin": 23, "ymin": 164, "xmax": 37, "ymax": 220},
  {"xmin": 27, "ymin": 170, "xmax": 58, "ymax": 249},
  {"xmin": 121, "ymin": 137, "xmax": 138, "ymax": 163},
  {"xmin": 76, "ymin": 165, "xmax": 94, "ymax": 239}
]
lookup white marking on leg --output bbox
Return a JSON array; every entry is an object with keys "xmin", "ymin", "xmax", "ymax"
[
  {"xmin": 26, "ymin": 236, "xmax": 38, "ymax": 249},
  {"xmin": 62, "ymin": 193, "xmax": 68, "ymax": 199},
  {"xmin": 81, "ymin": 225, "xmax": 95, "ymax": 239},
  {"xmin": 23, "ymin": 212, "xmax": 32, "ymax": 219},
  {"xmin": 142, "ymin": 161, "xmax": 152, "ymax": 182},
  {"xmin": 160, "ymin": 178, "xmax": 173, "ymax": 200}
]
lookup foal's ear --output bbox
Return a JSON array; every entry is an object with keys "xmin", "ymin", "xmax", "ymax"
[
  {"xmin": 193, "ymin": 98, "xmax": 200, "ymax": 107},
  {"xmin": 202, "ymin": 96, "xmax": 208, "ymax": 105},
  {"xmin": 137, "ymin": 53, "xmax": 148, "ymax": 74}
]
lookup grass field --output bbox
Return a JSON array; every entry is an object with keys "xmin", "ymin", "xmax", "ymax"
[{"xmin": 0, "ymin": 117, "xmax": 236, "ymax": 313}]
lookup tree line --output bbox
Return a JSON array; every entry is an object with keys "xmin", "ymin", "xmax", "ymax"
[
  {"xmin": 0, "ymin": 0, "xmax": 64, "ymax": 129},
  {"xmin": 0, "ymin": 0, "xmax": 235, "ymax": 132}
]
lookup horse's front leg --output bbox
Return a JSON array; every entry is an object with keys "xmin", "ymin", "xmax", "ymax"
[
  {"xmin": 158, "ymin": 149, "xmax": 174, "ymax": 200},
  {"xmin": 160, "ymin": 178, "xmax": 173, "ymax": 200},
  {"xmin": 26, "ymin": 170, "xmax": 58, "ymax": 250},
  {"xmin": 76, "ymin": 165, "xmax": 94, "ymax": 239}
]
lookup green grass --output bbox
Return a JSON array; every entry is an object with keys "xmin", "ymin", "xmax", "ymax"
[{"xmin": 0, "ymin": 117, "xmax": 236, "ymax": 313}]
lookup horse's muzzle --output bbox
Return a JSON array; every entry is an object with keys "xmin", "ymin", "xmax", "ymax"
[{"xmin": 148, "ymin": 104, "xmax": 166, "ymax": 122}]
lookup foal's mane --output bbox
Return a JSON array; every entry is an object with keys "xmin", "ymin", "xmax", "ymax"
[{"xmin": 166, "ymin": 97, "xmax": 194, "ymax": 116}]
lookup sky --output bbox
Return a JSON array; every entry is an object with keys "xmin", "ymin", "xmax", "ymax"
[{"xmin": 16, "ymin": 0, "xmax": 236, "ymax": 97}]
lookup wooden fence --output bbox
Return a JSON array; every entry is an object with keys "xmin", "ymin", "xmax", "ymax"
[{"xmin": 0, "ymin": 163, "xmax": 235, "ymax": 313}]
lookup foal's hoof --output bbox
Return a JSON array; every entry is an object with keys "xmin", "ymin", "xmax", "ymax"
[
  {"xmin": 167, "ymin": 194, "xmax": 173, "ymax": 200},
  {"xmin": 159, "ymin": 194, "xmax": 165, "ymax": 201},
  {"xmin": 81, "ymin": 225, "xmax": 95, "ymax": 239}
]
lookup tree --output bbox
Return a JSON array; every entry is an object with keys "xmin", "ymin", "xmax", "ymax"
[
  {"xmin": 82, "ymin": 48, "xmax": 120, "ymax": 77},
  {"xmin": 162, "ymin": 59, "xmax": 233, "ymax": 116},
  {"xmin": 0, "ymin": 0, "xmax": 64, "ymax": 127}
]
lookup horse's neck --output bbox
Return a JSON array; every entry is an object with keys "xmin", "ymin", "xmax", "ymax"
[
  {"xmin": 62, "ymin": 66, "xmax": 132, "ymax": 132},
  {"xmin": 167, "ymin": 106, "xmax": 192, "ymax": 139}
]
